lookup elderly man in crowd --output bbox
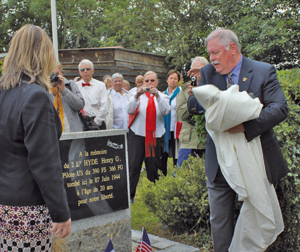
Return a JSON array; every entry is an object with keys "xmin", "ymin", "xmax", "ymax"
[
  {"xmin": 106, "ymin": 73, "xmax": 130, "ymax": 130},
  {"xmin": 188, "ymin": 29, "xmax": 288, "ymax": 251},
  {"xmin": 76, "ymin": 59, "xmax": 108, "ymax": 129}
]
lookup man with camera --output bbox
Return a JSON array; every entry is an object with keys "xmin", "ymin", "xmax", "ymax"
[
  {"xmin": 176, "ymin": 56, "xmax": 209, "ymax": 166},
  {"xmin": 50, "ymin": 63, "xmax": 85, "ymax": 132},
  {"xmin": 76, "ymin": 59, "xmax": 108, "ymax": 129}
]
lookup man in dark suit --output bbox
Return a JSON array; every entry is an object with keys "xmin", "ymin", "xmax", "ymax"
[{"xmin": 188, "ymin": 29, "xmax": 288, "ymax": 251}]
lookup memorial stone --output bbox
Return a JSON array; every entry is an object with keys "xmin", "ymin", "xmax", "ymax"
[{"xmin": 52, "ymin": 130, "xmax": 131, "ymax": 252}]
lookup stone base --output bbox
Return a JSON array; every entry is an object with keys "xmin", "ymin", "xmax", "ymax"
[{"xmin": 52, "ymin": 209, "xmax": 131, "ymax": 252}]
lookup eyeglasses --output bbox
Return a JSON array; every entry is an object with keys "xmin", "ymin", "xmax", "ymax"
[
  {"xmin": 80, "ymin": 68, "xmax": 92, "ymax": 72},
  {"xmin": 144, "ymin": 79, "xmax": 156, "ymax": 83}
]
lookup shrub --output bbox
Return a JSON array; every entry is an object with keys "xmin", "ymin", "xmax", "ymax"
[
  {"xmin": 194, "ymin": 114, "xmax": 207, "ymax": 146},
  {"xmin": 263, "ymin": 69, "xmax": 300, "ymax": 250},
  {"xmin": 139, "ymin": 156, "xmax": 212, "ymax": 248},
  {"xmin": 277, "ymin": 68, "xmax": 300, "ymax": 104},
  {"xmin": 266, "ymin": 100, "xmax": 300, "ymax": 251}
]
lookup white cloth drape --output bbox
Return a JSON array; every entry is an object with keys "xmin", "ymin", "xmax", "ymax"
[{"xmin": 193, "ymin": 84, "xmax": 284, "ymax": 252}]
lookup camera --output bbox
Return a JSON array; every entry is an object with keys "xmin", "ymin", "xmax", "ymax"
[
  {"xmin": 191, "ymin": 76, "xmax": 197, "ymax": 87},
  {"xmin": 50, "ymin": 72, "xmax": 60, "ymax": 83},
  {"xmin": 143, "ymin": 87, "xmax": 150, "ymax": 92}
]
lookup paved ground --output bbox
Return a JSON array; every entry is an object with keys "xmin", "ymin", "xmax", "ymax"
[{"xmin": 132, "ymin": 230, "xmax": 200, "ymax": 252}]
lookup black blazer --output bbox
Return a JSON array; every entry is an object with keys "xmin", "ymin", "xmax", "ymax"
[
  {"xmin": 0, "ymin": 80, "xmax": 70, "ymax": 222},
  {"xmin": 200, "ymin": 57, "xmax": 288, "ymax": 184}
]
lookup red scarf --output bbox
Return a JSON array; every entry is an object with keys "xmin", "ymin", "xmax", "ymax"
[{"xmin": 145, "ymin": 92, "xmax": 156, "ymax": 157}]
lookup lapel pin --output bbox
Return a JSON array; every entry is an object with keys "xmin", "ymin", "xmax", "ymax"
[{"xmin": 243, "ymin": 77, "xmax": 247, "ymax": 82}]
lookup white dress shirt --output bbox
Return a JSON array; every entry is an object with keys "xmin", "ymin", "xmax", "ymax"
[
  {"xmin": 111, "ymin": 89, "xmax": 129, "ymax": 130},
  {"xmin": 166, "ymin": 87, "xmax": 180, "ymax": 131},
  {"xmin": 129, "ymin": 87, "xmax": 137, "ymax": 95},
  {"xmin": 127, "ymin": 91, "xmax": 171, "ymax": 137},
  {"xmin": 76, "ymin": 78, "xmax": 108, "ymax": 125}
]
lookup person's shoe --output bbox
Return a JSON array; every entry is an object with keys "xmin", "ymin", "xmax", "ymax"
[{"xmin": 130, "ymin": 198, "xmax": 134, "ymax": 204}]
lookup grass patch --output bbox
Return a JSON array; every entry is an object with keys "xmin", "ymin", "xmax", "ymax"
[{"xmin": 130, "ymin": 170, "xmax": 165, "ymax": 235}]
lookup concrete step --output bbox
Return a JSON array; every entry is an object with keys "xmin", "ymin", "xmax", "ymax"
[{"xmin": 132, "ymin": 230, "xmax": 200, "ymax": 252}]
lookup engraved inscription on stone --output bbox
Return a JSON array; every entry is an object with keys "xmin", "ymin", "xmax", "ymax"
[{"xmin": 59, "ymin": 135, "xmax": 128, "ymax": 221}]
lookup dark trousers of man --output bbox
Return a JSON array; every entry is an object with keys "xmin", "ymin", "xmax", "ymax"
[
  {"xmin": 128, "ymin": 129, "xmax": 163, "ymax": 200},
  {"xmin": 160, "ymin": 132, "xmax": 177, "ymax": 176},
  {"xmin": 207, "ymin": 168, "xmax": 236, "ymax": 252}
]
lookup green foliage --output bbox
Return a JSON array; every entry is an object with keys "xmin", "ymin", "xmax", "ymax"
[
  {"xmin": 217, "ymin": 0, "xmax": 300, "ymax": 69},
  {"xmin": 193, "ymin": 114, "xmax": 207, "ymax": 146},
  {"xmin": 96, "ymin": 0, "xmax": 163, "ymax": 53},
  {"xmin": 265, "ymin": 69, "xmax": 300, "ymax": 250},
  {"xmin": 277, "ymin": 69, "xmax": 300, "ymax": 104},
  {"xmin": 1, "ymin": 0, "xmax": 299, "ymax": 71},
  {"xmin": 267, "ymin": 101, "xmax": 300, "ymax": 251},
  {"xmin": 0, "ymin": 0, "xmax": 102, "ymax": 50},
  {"xmin": 139, "ymin": 156, "xmax": 212, "ymax": 249},
  {"xmin": 161, "ymin": 0, "xmax": 218, "ymax": 74}
]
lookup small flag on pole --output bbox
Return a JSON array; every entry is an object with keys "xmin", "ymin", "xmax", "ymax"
[
  {"xmin": 104, "ymin": 238, "xmax": 115, "ymax": 252},
  {"xmin": 135, "ymin": 227, "xmax": 152, "ymax": 252}
]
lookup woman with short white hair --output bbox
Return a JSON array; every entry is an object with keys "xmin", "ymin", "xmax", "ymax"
[{"xmin": 105, "ymin": 73, "xmax": 130, "ymax": 130}]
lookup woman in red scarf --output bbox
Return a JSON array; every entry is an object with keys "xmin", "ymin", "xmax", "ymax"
[{"xmin": 127, "ymin": 71, "xmax": 171, "ymax": 203}]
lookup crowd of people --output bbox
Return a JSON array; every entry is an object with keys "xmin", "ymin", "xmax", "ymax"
[
  {"xmin": 54, "ymin": 58, "xmax": 204, "ymax": 203},
  {"xmin": 47, "ymin": 54, "xmax": 206, "ymax": 205},
  {"xmin": 0, "ymin": 23, "xmax": 287, "ymax": 252},
  {"xmin": 0, "ymin": 23, "xmax": 205, "ymax": 251}
]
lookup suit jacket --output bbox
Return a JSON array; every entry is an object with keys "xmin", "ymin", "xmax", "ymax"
[
  {"xmin": 0, "ymin": 80, "xmax": 70, "ymax": 222},
  {"xmin": 200, "ymin": 56, "xmax": 288, "ymax": 183}
]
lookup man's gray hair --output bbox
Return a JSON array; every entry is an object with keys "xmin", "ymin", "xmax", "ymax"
[
  {"xmin": 111, "ymin": 73, "xmax": 124, "ymax": 81},
  {"xmin": 78, "ymin": 59, "xmax": 94, "ymax": 70},
  {"xmin": 205, "ymin": 29, "xmax": 241, "ymax": 53},
  {"xmin": 191, "ymin": 57, "xmax": 209, "ymax": 67}
]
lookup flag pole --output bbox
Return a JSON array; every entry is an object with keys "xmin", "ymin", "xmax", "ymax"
[{"xmin": 50, "ymin": 0, "xmax": 59, "ymax": 61}]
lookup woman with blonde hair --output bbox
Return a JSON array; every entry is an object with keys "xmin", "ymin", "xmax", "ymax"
[
  {"xmin": 104, "ymin": 77, "xmax": 112, "ymax": 90},
  {"xmin": 127, "ymin": 71, "xmax": 171, "ymax": 202},
  {"xmin": 0, "ymin": 24, "xmax": 71, "ymax": 251}
]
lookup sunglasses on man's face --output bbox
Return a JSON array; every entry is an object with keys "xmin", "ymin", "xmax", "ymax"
[
  {"xmin": 144, "ymin": 79, "xmax": 156, "ymax": 83},
  {"xmin": 80, "ymin": 68, "xmax": 92, "ymax": 72}
]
